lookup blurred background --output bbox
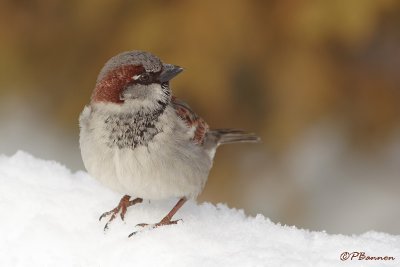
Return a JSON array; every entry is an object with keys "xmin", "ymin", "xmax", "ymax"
[{"xmin": 1, "ymin": 0, "xmax": 399, "ymax": 235}]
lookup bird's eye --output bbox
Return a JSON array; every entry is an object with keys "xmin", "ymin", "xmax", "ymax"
[{"xmin": 139, "ymin": 73, "xmax": 150, "ymax": 82}]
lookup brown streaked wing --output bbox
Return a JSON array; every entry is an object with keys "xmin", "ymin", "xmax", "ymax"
[{"xmin": 171, "ymin": 96, "xmax": 209, "ymax": 145}]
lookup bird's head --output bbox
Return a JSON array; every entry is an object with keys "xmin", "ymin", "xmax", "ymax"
[{"xmin": 91, "ymin": 51, "xmax": 183, "ymax": 110}]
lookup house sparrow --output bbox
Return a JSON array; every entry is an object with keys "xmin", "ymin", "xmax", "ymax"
[{"xmin": 79, "ymin": 51, "xmax": 259, "ymax": 236}]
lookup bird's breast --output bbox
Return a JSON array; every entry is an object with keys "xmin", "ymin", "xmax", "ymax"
[{"xmin": 103, "ymin": 104, "xmax": 167, "ymax": 149}]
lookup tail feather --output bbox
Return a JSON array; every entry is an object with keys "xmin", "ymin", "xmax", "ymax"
[{"xmin": 210, "ymin": 129, "xmax": 260, "ymax": 145}]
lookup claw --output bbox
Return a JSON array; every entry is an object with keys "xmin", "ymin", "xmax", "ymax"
[
  {"xmin": 99, "ymin": 208, "xmax": 117, "ymax": 221},
  {"xmin": 99, "ymin": 195, "xmax": 142, "ymax": 231},
  {"xmin": 136, "ymin": 223, "xmax": 149, "ymax": 228},
  {"xmin": 128, "ymin": 231, "xmax": 139, "ymax": 238},
  {"xmin": 128, "ymin": 224, "xmax": 152, "ymax": 237}
]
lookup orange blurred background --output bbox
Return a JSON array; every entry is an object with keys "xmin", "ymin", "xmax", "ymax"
[{"xmin": 1, "ymin": 0, "xmax": 399, "ymax": 234}]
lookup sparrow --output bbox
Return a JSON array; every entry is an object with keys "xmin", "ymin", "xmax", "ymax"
[{"xmin": 79, "ymin": 50, "xmax": 259, "ymax": 236}]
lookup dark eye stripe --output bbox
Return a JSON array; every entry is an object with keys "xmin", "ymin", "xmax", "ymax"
[{"xmin": 137, "ymin": 72, "xmax": 156, "ymax": 85}]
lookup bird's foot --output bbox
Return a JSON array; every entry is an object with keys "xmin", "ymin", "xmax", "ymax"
[
  {"xmin": 128, "ymin": 197, "xmax": 187, "ymax": 237},
  {"xmin": 99, "ymin": 195, "xmax": 142, "ymax": 231},
  {"xmin": 128, "ymin": 217, "xmax": 183, "ymax": 237}
]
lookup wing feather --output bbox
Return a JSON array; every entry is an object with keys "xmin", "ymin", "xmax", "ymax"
[{"xmin": 171, "ymin": 96, "xmax": 209, "ymax": 145}]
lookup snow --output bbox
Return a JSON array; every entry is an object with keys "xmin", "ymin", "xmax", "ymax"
[{"xmin": 0, "ymin": 151, "xmax": 399, "ymax": 267}]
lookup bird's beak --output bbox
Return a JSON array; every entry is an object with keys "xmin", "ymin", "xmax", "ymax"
[{"xmin": 159, "ymin": 64, "xmax": 183, "ymax": 83}]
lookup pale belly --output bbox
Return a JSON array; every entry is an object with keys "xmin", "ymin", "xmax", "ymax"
[{"xmin": 79, "ymin": 109, "xmax": 213, "ymax": 199}]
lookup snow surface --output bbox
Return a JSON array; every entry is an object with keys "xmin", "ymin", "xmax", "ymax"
[{"xmin": 0, "ymin": 151, "xmax": 399, "ymax": 267}]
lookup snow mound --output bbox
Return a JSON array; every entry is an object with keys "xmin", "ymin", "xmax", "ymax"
[{"xmin": 0, "ymin": 151, "xmax": 399, "ymax": 267}]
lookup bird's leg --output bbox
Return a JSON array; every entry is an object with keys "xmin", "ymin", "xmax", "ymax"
[
  {"xmin": 129, "ymin": 197, "xmax": 187, "ymax": 237},
  {"xmin": 99, "ymin": 195, "xmax": 143, "ymax": 231}
]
